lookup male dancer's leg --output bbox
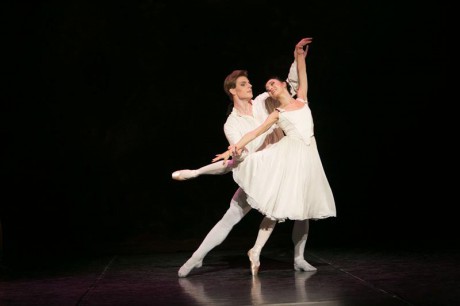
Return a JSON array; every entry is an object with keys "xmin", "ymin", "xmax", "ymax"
[
  {"xmin": 178, "ymin": 188, "xmax": 251, "ymax": 277},
  {"xmin": 292, "ymin": 219, "xmax": 316, "ymax": 271}
]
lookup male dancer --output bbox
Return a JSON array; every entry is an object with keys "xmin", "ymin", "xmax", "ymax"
[{"xmin": 174, "ymin": 40, "xmax": 315, "ymax": 277}]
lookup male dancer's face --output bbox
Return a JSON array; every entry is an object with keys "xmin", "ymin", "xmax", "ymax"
[{"xmin": 234, "ymin": 76, "xmax": 253, "ymax": 101}]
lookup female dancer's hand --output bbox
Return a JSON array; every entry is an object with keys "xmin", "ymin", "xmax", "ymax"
[
  {"xmin": 212, "ymin": 150, "xmax": 232, "ymax": 164},
  {"xmin": 295, "ymin": 37, "xmax": 312, "ymax": 57}
]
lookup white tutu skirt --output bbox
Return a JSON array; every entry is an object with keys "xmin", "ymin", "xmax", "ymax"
[{"xmin": 232, "ymin": 136, "xmax": 336, "ymax": 222}]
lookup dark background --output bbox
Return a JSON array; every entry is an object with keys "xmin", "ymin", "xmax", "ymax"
[{"xmin": 2, "ymin": 1, "xmax": 450, "ymax": 263}]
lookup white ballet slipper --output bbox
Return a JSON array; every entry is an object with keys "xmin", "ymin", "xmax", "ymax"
[
  {"xmin": 178, "ymin": 257, "xmax": 203, "ymax": 277},
  {"xmin": 294, "ymin": 259, "xmax": 317, "ymax": 272},
  {"xmin": 171, "ymin": 170, "xmax": 198, "ymax": 181}
]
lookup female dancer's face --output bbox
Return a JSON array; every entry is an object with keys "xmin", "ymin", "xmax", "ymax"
[{"xmin": 265, "ymin": 79, "xmax": 284, "ymax": 98}]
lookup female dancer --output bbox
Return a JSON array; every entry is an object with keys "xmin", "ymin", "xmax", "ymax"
[{"xmin": 213, "ymin": 38, "xmax": 336, "ymax": 275}]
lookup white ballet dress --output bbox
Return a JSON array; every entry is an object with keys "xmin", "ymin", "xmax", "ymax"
[{"xmin": 232, "ymin": 99, "xmax": 336, "ymax": 222}]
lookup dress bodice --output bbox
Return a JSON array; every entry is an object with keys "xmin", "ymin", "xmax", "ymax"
[{"xmin": 277, "ymin": 104, "xmax": 314, "ymax": 145}]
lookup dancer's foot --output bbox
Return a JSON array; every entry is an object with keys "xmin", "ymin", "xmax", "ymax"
[
  {"xmin": 247, "ymin": 249, "xmax": 260, "ymax": 276},
  {"xmin": 178, "ymin": 257, "xmax": 203, "ymax": 277},
  {"xmin": 172, "ymin": 169, "xmax": 198, "ymax": 181},
  {"xmin": 294, "ymin": 259, "xmax": 317, "ymax": 272}
]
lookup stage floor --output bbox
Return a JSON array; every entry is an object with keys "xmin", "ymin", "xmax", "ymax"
[{"xmin": 1, "ymin": 242, "xmax": 459, "ymax": 306}]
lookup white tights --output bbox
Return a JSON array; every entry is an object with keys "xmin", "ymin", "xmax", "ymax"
[
  {"xmin": 292, "ymin": 219, "xmax": 309, "ymax": 261},
  {"xmin": 179, "ymin": 203, "xmax": 313, "ymax": 276},
  {"xmin": 178, "ymin": 188, "xmax": 250, "ymax": 277},
  {"xmin": 195, "ymin": 162, "xmax": 311, "ymax": 261},
  {"xmin": 191, "ymin": 188, "xmax": 250, "ymax": 260},
  {"xmin": 195, "ymin": 160, "xmax": 235, "ymax": 176},
  {"xmin": 249, "ymin": 217, "xmax": 276, "ymax": 261},
  {"xmin": 248, "ymin": 219, "xmax": 313, "ymax": 270},
  {"xmin": 178, "ymin": 164, "xmax": 314, "ymax": 277}
]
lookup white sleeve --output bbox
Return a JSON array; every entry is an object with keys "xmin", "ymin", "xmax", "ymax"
[
  {"xmin": 224, "ymin": 113, "xmax": 264, "ymax": 155},
  {"xmin": 224, "ymin": 121, "xmax": 243, "ymax": 146},
  {"xmin": 286, "ymin": 60, "xmax": 298, "ymax": 97},
  {"xmin": 224, "ymin": 118, "xmax": 249, "ymax": 160},
  {"xmin": 252, "ymin": 92, "xmax": 270, "ymax": 124}
]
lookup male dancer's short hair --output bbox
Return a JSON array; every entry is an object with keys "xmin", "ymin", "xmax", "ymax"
[{"xmin": 223, "ymin": 70, "xmax": 248, "ymax": 100}]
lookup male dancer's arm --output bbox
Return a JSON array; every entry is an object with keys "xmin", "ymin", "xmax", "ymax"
[
  {"xmin": 172, "ymin": 57, "xmax": 301, "ymax": 180},
  {"xmin": 210, "ymin": 58, "xmax": 303, "ymax": 168}
]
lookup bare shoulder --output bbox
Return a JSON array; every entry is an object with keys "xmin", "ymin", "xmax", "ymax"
[{"xmin": 296, "ymin": 98, "xmax": 308, "ymax": 105}]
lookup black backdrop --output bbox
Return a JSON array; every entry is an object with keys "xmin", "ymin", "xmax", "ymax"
[{"xmin": 2, "ymin": 0, "xmax": 450, "ymax": 262}]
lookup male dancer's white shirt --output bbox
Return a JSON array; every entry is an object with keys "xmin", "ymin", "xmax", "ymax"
[
  {"xmin": 224, "ymin": 61, "xmax": 299, "ymax": 155},
  {"xmin": 224, "ymin": 92, "xmax": 283, "ymax": 157}
]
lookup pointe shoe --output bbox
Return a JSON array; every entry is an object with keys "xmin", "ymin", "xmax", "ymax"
[
  {"xmin": 294, "ymin": 259, "xmax": 317, "ymax": 272},
  {"xmin": 178, "ymin": 257, "xmax": 203, "ymax": 278},
  {"xmin": 171, "ymin": 169, "xmax": 198, "ymax": 181},
  {"xmin": 247, "ymin": 249, "xmax": 260, "ymax": 276}
]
